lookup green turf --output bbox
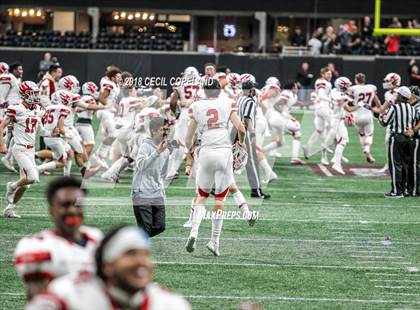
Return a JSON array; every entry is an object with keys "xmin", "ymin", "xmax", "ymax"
[{"xmin": 1, "ymin": 112, "xmax": 419, "ymax": 309}]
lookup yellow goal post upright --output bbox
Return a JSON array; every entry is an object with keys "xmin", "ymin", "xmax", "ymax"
[{"xmin": 373, "ymin": 0, "xmax": 420, "ymax": 36}]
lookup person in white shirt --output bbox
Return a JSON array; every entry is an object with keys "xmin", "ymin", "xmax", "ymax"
[{"xmin": 26, "ymin": 225, "xmax": 190, "ymax": 310}]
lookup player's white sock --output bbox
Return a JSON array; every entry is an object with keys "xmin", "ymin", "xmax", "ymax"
[
  {"xmin": 359, "ymin": 135, "xmax": 366, "ymax": 148},
  {"xmin": 37, "ymin": 161, "xmax": 57, "ymax": 171},
  {"xmin": 211, "ymin": 210, "xmax": 224, "ymax": 244},
  {"xmin": 259, "ymin": 158, "xmax": 274, "ymax": 178},
  {"xmin": 96, "ymin": 143, "xmax": 111, "ymax": 159},
  {"xmin": 291, "ymin": 139, "xmax": 301, "ymax": 160},
  {"xmin": 364, "ymin": 135, "xmax": 373, "ymax": 154},
  {"xmin": 64, "ymin": 160, "xmax": 72, "ymax": 176},
  {"xmin": 187, "ymin": 199, "xmax": 195, "ymax": 222},
  {"xmin": 5, "ymin": 148, "xmax": 13, "ymax": 161},
  {"xmin": 305, "ymin": 131, "xmax": 321, "ymax": 153},
  {"xmin": 190, "ymin": 204, "xmax": 206, "ymax": 237},
  {"xmin": 168, "ymin": 147, "xmax": 185, "ymax": 177},
  {"xmin": 334, "ymin": 144, "xmax": 345, "ymax": 166},
  {"xmin": 263, "ymin": 141, "xmax": 278, "ymax": 152},
  {"xmin": 233, "ymin": 191, "xmax": 250, "ymax": 214}
]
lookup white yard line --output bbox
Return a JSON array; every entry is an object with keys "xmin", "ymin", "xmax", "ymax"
[
  {"xmin": 375, "ymin": 285, "xmax": 418, "ymax": 289},
  {"xmin": 370, "ymin": 279, "xmax": 420, "ymax": 283},
  {"xmin": 351, "ymin": 255, "xmax": 404, "ymax": 259}
]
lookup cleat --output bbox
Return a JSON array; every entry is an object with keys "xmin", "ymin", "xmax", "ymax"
[
  {"xmin": 3, "ymin": 204, "xmax": 21, "ymax": 218},
  {"xmin": 101, "ymin": 171, "xmax": 118, "ymax": 182},
  {"xmin": 1, "ymin": 157, "xmax": 17, "ymax": 172},
  {"xmin": 5, "ymin": 182, "xmax": 16, "ymax": 204},
  {"xmin": 331, "ymin": 163, "xmax": 345, "ymax": 175},
  {"xmin": 378, "ymin": 164, "xmax": 388, "ymax": 174},
  {"xmin": 84, "ymin": 166, "xmax": 101, "ymax": 178},
  {"xmin": 320, "ymin": 157, "xmax": 329, "ymax": 166},
  {"xmin": 290, "ymin": 158, "xmax": 306, "ymax": 165},
  {"xmin": 384, "ymin": 192, "xmax": 404, "ymax": 199},
  {"xmin": 302, "ymin": 145, "xmax": 310, "ymax": 160},
  {"xmin": 246, "ymin": 210, "xmax": 257, "ymax": 227},
  {"xmin": 365, "ymin": 152, "xmax": 376, "ymax": 164},
  {"xmin": 262, "ymin": 172, "xmax": 278, "ymax": 184},
  {"xmin": 92, "ymin": 154, "xmax": 109, "ymax": 169},
  {"xmin": 206, "ymin": 240, "xmax": 220, "ymax": 256},
  {"xmin": 185, "ymin": 235, "xmax": 197, "ymax": 253},
  {"xmin": 182, "ymin": 220, "xmax": 192, "ymax": 228},
  {"xmin": 251, "ymin": 190, "xmax": 271, "ymax": 199},
  {"xmin": 39, "ymin": 170, "xmax": 51, "ymax": 175},
  {"xmin": 269, "ymin": 150, "xmax": 282, "ymax": 158}
]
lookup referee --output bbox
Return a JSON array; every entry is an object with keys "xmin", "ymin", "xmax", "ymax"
[
  {"xmin": 380, "ymin": 86, "xmax": 418, "ymax": 198},
  {"xmin": 235, "ymin": 80, "xmax": 270, "ymax": 199},
  {"xmin": 407, "ymin": 86, "xmax": 420, "ymax": 196}
]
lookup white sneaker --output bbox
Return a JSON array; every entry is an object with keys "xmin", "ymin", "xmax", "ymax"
[
  {"xmin": 206, "ymin": 240, "xmax": 220, "ymax": 256},
  {"xmin": 332, "ymin": 163, "xmax": 345, "ymax": 175},
  {"xmin": 320, "ymin": 157, "xmax": 329, "ymax": 166},
  {"xmin": 262, "ymin": 172, "xmax": 278, "ymax": 184},
  {"xmin": 379, "ymin": 164, "xmax": 388, "ymax": 174},
  {"xmin": 1, "ymin": 157, "xmax": 17, "ymax": 173},
  {"xmin": 101, "ymin": 171, "xmax": 117, "ymax": 182},
  {"xmin": 269, "ymin": 150, "xmax": 282, "ymax": 158},
  {"xmin": 92, "ymin": 154, "xmax": 109, "ymax": 169},
  {"xmin": 5, "ymin": 182, "xmax": 16, "ymax": 204},
  {"xmin": 185, "ymin": 235, "xmax": 197, "ymax": 253},
  {"xmin": 183, "ymin": 220, "xmax": 192, "ymax": 228},
  {"xmin": 290, "ymin": 158, "xmax": 306, "ymax": 165},
  {"xmin": 3, "ymin": 204, "xmax": 21, "ymax": 218}
]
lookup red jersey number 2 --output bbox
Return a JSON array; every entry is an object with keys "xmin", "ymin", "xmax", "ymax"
[
  {"xmin": 207, "ymin": 109, "xmax": 219, "ymax": 129},
  {"xmin": 25, "ymin": 117, "xmax": 38, "ymax": 133}
]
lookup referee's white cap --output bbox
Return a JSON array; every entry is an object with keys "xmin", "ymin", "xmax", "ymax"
[{"xmin": 397, "ymin": 86, "xmax": 411, "ymax": 100}]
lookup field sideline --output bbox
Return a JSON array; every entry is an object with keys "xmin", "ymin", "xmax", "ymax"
[{"xmin": 0, "ymin": 112, "xmax": 420, "ymax": 310}]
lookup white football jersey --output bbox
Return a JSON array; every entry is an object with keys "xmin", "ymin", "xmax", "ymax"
[
  {"xmin": 76, "ymin": 95, "xmax": 96, "ymax": 120},
  {"xmin": 175, "ymin": 82, "xmax": 204, "ymax": 121},
  {"xmin": 14, "ymin": 226, "xmax": 102, "ymax": 282},
  {"xmin": 42, "ymin": 104, "xmax": 71, "ymax": 132},
  {"xmin": 6, "ymin": 103, "xmax": 44, "ymax": 145},
  {"xmin": 0, "ymin": 73, "xmax": 21, "ymax": 105},
  {"xmin": 384, "ymin": 88, "xmax": 398, "ymax": 104},
  {"xmin": 314, "ymin": 78, "xmax": 332, "ymax": 107},
  {"xmin": 260, "ymin": 84, "xmax": 281, "ymax": 111},
  {"xmin": 278, "ymin": 89, "xmax": 297, "ymax": 115},
  {"xmin": 100, "ymin": 77, "xmax": 120, "ymax": 106},
  {"xmin": 115, "ymin": 96, "xmax": 141, "ymax": 128},
  {"xmin": 189, "ymin": 97, "xmax": 237, "ymax": 149},
  {"xmin": 350, "ymin": 84, "xmax": 377, "ymax": 106},
  {"xmin": 27, "ymin": 274, "xmax": 191, "ymax": 310},
  {"xmin": 330, "ymin": 89, "xmax": 349, "ymax": 119},
  {"xmin": 64, "ymin": 94, "xmax": 89, "ymax": 127}
]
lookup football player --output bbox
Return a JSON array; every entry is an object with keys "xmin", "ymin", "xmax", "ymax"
[
  {"xmin": 326, "ymin": 77, "xmax": 361, "ymax": 174},
  {"xmin": 26, "ymin": 225, "xmax": 190, "ymax": 310},
  {"xmin": 303, "ymin": 67, "xmax": 333, "ymax": 165},
  {"xmin": 349, "ymin": 73, "xmax": 381, "ymax": 163},
  {"xmin": 0, "ymin": 82, "xmax": 49, "ymax": 218},
  {"xmin": 93, "ymin": 68, "xmax": 122, "ymax": 169},
  {"xmin": 14, "ymin": 176, "xmax": 103, "ymax": 299},
  {"xmin": 166, "ymin": 66, "xmax": 203, "ymax": 179},
  {"xmin": 39, "ymin": 64, "xmax": 63, "ymax": 108},
  {"xmin": 263, "ymin": 80, "xmax": 306, "ymax": 165},
  {"xmin": 0, "ymin": 62, "xmax": 23, "ymax": 172},
  {"xmin": 184, "ymin": 78, "xmax": 246, "ymax": 256}
]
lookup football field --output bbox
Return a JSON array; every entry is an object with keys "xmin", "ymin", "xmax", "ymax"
[{"xmin": 1, "ymin": 112, "xmax": 420, "ymax": 309}]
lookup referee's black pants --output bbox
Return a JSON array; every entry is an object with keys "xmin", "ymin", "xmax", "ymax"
[
  {"xmin": 133, "ymin": 203, "xmax": 166, "ymax": 237},
  {"xmin": 407, "ymin": 136, "xmax": 420, "ymax": 196},
  {"xmin": 388, "ymin": 134, "xmax": 414, "ymax": 195}
]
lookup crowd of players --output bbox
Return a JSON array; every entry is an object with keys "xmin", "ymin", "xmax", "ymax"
[{"xmin": 1, "ymin": 58, "xmax": 420, "ymax": 307}]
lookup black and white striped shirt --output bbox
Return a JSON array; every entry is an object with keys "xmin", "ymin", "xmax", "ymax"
[
  {"xmin": 413, "ymin": 100, "xmax": 420, "ymax": 136},
  {"xmin": 237, "ymin": 95, "xmax": 257, "ymax": 130},
  {"xmin": 383, "ymin": 102, "xmax": 417, "ymax": 134}
]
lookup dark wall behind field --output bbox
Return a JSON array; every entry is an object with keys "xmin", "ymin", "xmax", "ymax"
[{"xmin": 0, "ymin": 49, "xmax": 417, "ymax": 98}]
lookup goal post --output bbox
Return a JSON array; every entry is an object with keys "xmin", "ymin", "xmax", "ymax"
[{"xmin": 373, "ymin": 0, "xmax": 420, "ymax": 36}]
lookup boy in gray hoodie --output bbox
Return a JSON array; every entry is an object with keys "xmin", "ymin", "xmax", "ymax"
[{"xmin": 132, "ymin": 117, "xmax": 170, "ymax": 237}]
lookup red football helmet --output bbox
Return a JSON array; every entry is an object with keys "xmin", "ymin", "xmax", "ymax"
[{"xmin": 19, "ymin": 81, "xmax": 40, "ymax": 105}]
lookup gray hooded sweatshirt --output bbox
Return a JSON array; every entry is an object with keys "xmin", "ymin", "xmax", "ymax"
[{"xmin": 132, "ymin": 137, "xmax": 170, "ymax": 204}]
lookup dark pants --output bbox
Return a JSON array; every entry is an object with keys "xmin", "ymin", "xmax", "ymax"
[
  {"xmin": 407, "ymin": 137, "xmax": 420, "ymax": 196},
  {"xmin": 388, "ymin": 134, "xmax": 414, "ymax": 194},
  {"xmin": 133, "ymin": 204, "xmax": 166, "ymax": 237}
]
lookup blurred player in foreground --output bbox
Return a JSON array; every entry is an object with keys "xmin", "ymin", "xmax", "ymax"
[
  {"xmin": 27, "ymin": 225, "xmax": 191, "ymax": 310},
  {"xmin": 14, "ymin": 176, "xmax": 103, "ymax": 300}
]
